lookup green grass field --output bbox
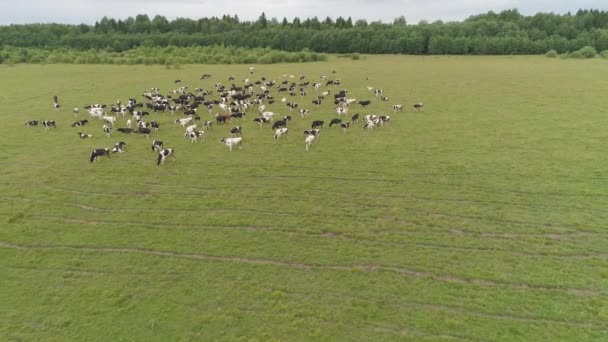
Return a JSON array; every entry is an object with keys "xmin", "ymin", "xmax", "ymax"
[{"xmin": 1, "ymin": 56, "xmax": 607, "ymax": 341}]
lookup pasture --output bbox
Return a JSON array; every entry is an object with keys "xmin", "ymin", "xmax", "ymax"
[{"xmin": 1, "ymin": 55, "xmax": 608, "ymax": 341}]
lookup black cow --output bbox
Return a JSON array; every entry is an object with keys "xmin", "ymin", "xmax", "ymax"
[
  {"xmin": 311, "ymin": 120, "xmax": 324, "ymax": 129},
  {"xmin": 358, "ymin": 100, "xmax": 371, "ymax": 107},
  {"xmin": 72, "ymin": 119, "xmax": 88, "ymax": 127},
  {"xmin": 329, "ymin": 118, "xmax": 342, "ymax": 127}
]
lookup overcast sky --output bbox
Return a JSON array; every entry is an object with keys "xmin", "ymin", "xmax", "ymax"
[{"xmin": 1, "ymin": 0, "xmax": 606, "ymax": 25}]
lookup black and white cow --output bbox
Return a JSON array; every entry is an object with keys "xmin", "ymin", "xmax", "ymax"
[
  {"xmin": 381, "ymin": 96, "xmax": 389, "ymax": 102},
  {"xmin": 90, "ymin": 148, "xmax": 110, "ymax": 162},
  {"xmin": 274, "ymin": 128, "xmax": 288, "ymax": 140},
  {"xmin": 78, "ymin": 132, "xmax": 93, "ymax": 139},
  {"xmin": 111, "ymin": 141, "xmax": 127, "ymax": 153},
  {"xmin": 25, "ymin": 120, "xmax": 39, "ymax": 127},
  {"xmin": 392, "ymin": 104, "xmax": 404, "ymax": 112},
  {"xmin": 157, "ymin": 148, "xmax": 175, "ymax": 165},
  {"xmin": 303, "ymin": 129, "xmax": 320, "ymax": 136},
  {"xmin": 253, "ymin": 117, "xmax": 269, "ymax": 127},
  {"xmin": 413, "ymin": 103, "xmax": 424, "ymax": 112},
  {"xmin": 219, "ymin": 137, "xmax": 243, "ymax": 151},
  {"xmin": 103, "ymin": 125, "xmax": 111, "ymax": 137},
  {"xmin": 72, "ymin": 120, "xmax": 88, "ymax": 127},
  {"xmin": 53, "ymin": 95, "xmax": 60, "ymax": 110},
  {"xmin": 340, "ymin": 121, "xmax": 351, "ymax": 132},
  {"xmin": 150, "ymin": 121, "xmax": 160, "ymax": 133},
  {"xmin": 151, "ymin": 140, "xmax": 164, "ymax": 152},
  {"xmin": 185, "ymin": 130, "xmax": 205, "ymax": 143},
  {"xmin": 42, "ymin": 120, "xmax": 56, "ymax": 129},
  {"xmin": 299, "ymin": 109, "xmax": 310, "ymax": 118},
  {"xmin": 351, "ymin": 113, "xmax": 360, "ymax": 124},
  {"xmin": 230, "ymin": 126, "xmax": 242, "ymax": 137}
]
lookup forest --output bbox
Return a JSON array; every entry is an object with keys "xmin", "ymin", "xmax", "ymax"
[{"xmin": 1, "ymin": 9, "xmax": 607, "ymax": 63}]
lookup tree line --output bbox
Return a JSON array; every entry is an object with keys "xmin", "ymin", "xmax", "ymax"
[{"xmin": 1, "ymin": 9, "xmax": 608, "ymax": 55}]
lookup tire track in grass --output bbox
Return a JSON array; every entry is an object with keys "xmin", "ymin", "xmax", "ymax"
[
  {"xmin": 13, "ymin": 214, "xmax": 608, "ymax": 260},
  {"xmin": 1, "ymin": 241, "xmax": 605, "ymax": 298},
  {"xmin": 28, "ymin": 184, "xmax": 606, "ymax": 233}
]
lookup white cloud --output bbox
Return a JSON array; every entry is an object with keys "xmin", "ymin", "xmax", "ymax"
[{"xmin": 1, "ymin": 0, "xmax": 606, "ymax": 25}]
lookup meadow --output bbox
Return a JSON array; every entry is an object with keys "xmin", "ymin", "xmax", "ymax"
[{"xmin": 1, "ymin": 55, "xmax": 607, "ymax": 341}]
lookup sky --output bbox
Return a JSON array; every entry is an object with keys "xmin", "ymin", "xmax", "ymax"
[{"xmin": 1, "ymin": 0, "xmax": 606, "ymax": 25}]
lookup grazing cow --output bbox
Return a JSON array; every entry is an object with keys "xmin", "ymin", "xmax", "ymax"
[
  {"xmin": 78, "ymin": 132, "xmax": 93, "ymax": 139},
  {"xmin": 340, "ymin": 122, "xmax": 351, "ymax": 132},
  {"xmin": 230, "ymin": 112, "xmax": 245, "ymax": 120},
  {"xmin": 150, "ymin": 121, "xmax": 160, "ymax": 133},
  {"xmin": 111, "ymin": 141, "xmax": 127, "ymax": 153},
  {"xmin": 230, "ymin": 126, "xmax": 242, "ymax": 137},
  {"xmin": 176, "ymin": 117, "xmax": 192, "ymax": 127},
  {"xmin": 157, "ymin": 148, "xmax": 176, "ymax": 165},
  {"xmin": 102, "ymin": 115, "xmax": 117, "ymax": 126},
  {"xmin": 220, "ymin": 137, "xmax": 243, "ymax": 151},
  {"xmin": 201, "ymin": 74, "xmax": 212, "ymax": 79},
  {"xmin": 25, "ymin": 120, "xmax": 39, "ymax": 127},
  {"xmin": 185, "ymin": 130, "xmax": 205, "ymax": 143},
  {"xmin": 379, "ymin": 115, "xmax": 391, "ymax": 124},
  {"xmin": 185, "ymin": 124, "xmax": 198, "ymax": 134},
  {"xmin": 305, "ymin": 134, "xmax": 316, "ymax": 151},
  {"xmin": 274, "ymin": 128, "xmax": 288, "ymax": 140},
  {"xmin": 72, "ymin": 119, "xmax": 88, "ymax": 127},
  {"xmin": 216, "ymin": 115, "xmax": 230, "ymax": 125},
  {"xmin": 364, "ymin": 114, "xmax": 378, "ymax": 122},
  {"xmin": 374, "ymin": 89, "xmax": 384, "ymax": 96},
  {"xmin": 174, "ymin": 80, "xmax": 181, "ymax": 84},
  {"xmin": 351, "ymin": 113, "xmax": 360, "ymax": 124},
  {"xmin": 311, "ymin": 120, "xmax": 324, "ymax": 129},
  {"xmin": 335, "ymin": 107, "xmax": 348, "ymax": 116},
  {"xmin": 303, "ymin": 129, "xmax": 320, "ymax": 136},
  {"xmin": 53, "ymin": 95, "xmax": 60, "ymax": 110},
  {"xmin": 202, "ymin": 120, "xmax": 213, "ymax": 130},
  {"xmin": 286, "ymin": 102, "xmax": 298, "ymax": 111},
  {"xmin": 151, "ymin": 140, "xmax": 164, "ymax": 152},
  {"xmin": 260, "ymin": 111, "xmax": 274, "ymax": 122},
  {"xmin": 136, "ymin": 127, "xmax": 151, "ymax": 138},
  {"xmin": 103, "ymin": 125, "xmax": 111, "ymax": 137},
  {"xmin": 253, "ymin": 117, "xmax": 269, "ymax": 127},
  {"xmin": 299, "ymin": 109, "xmax": 310, "ymax": 118},
  {"xmin": 358, "ymin": 100, "xmax": 371, "ymax": 107},
  {"xmin": 329, "ymin": 118, "xmax": 342, "ymax": 127},
  {"xmin": 117, "ymin": 128, "xmax": 134, "ymax": 134},
  {"xmin": 392, "ymin": 104, "xmax": 404, "ymax": 112},
  {"xmin": 413, "ymin": 103, "xmax": 424, "ymax": 112},
  {"xmin": 312, "ymin": 99, "xmax": 322, "ymax": 106},
  {"xmin": 272, "ymin": 120, "xmax": 287, "ymax": 130},
  {"xmin": 364, "ymin": 120, "xmax": 377, "ymax": 130},
  {"xmin": 381, "ymin": 96, "xmax": 389, "ymax": 101},
  {"xmin": 42, "ymin": 120, "xmax": 56, "ymax": 129},
  {"xmin": 90, "ymin": 148, "xmax": 110, "ymax": 163}
]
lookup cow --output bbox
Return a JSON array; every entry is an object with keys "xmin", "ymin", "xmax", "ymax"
[
  {"xmin": 274, "ymin": 128, "xmax": 288, "ymax": 140},
  {"xmin": 90, "ymin": 148, "xmax": 110, "ymax": 162},
  {"xmin": 78, "ymin": 132, "xmax": 92, "ymax": 139},
  {"xmin": 351, "ymin": 113, "xmax": 360, "ymax": 124},
  {"xmin": 42, "ymin": 120, "xmax": 56, "ymax": 129},
  {"xmin": 150, "ymin": 121, "xmax": 160, "ymax": 133},
  {"xmin": 25, "ymin": 120, "xmax": 39, "ymax": 127},
  {"xmin": 230, "ymin": 126, "xmax": 242, "ymax": 137},
  {"xmin": 202, "ymin": 120, "xmax": 213, "ymax": 130},
  {"xmin": 185, "ymin": 124, "xmax": 198, "ymax": 134},
  {"xmin": 117, "ymin": 128, "xmax": 134, "ymax": 134},
  {"xmin": 335, "ymin": 107, "xmax": 348, "ymax": 116},
  {"xmin": 220, "ymin": 137, "xmax": 243, "ymax": 151},
  {"xmin": 185, "ymin": 130, "xmax": 205, "ymax": 143},
  {"xmin": 53, "ymin": 95, "xmax": 60, "ymax": 110},
  {"xmin": 303, "ymin": 129, "xmax": 320, "ymax": 137},
  {"xmin": 72, "ymin": 119, "xmax": 88, "ymax": 127},
  {"xmin": 102, "ymin": 115, "xmax": 117, "ymax": 126},
  {"xmin": 329, "ymin": 118, "xmax": 342, "ymax": 127},
  {"xmin": 358, "ymin": 100, "xmax": 371, "ymax": 108},
  {"xmin": 151, "ymin": 140, "xmax": 164, "ymax": 152},
  {"xmin": 103, "ymin": 125, "xmax": 111, "ymax": 137},
  {"xmin": 299, "ymin": 109, "xmax": 310, "ymax": 118},
  {"xmin": 340, "ymin": 122, "xmax": 351, "ymax": 132},
  {"xmin": 381, "ymin": 96, "xmax": 389, "ymax": 101},
  {"xmin": 305, "ymin": 134, "xmax": 316, "ymax": 151},
  {"xmin": 413, "ymin": 103, "xmax": 424, "ymax": 112},
  {"xmin": 253, "ymin": 117, "xmax": 269, "ymax": 127},
  {"xmin": 311, "ymin": 120, "xmax": 324, "ymax": 129},
  {"xmin": 157, "ymin": 148, "xmax": 176, "ymax": 165},
  {"xmin": 176, "ymin": 117, "xmax": 193, "ymax": 127},
  {"xmin": 136, "ymin": 127, "xmax": 151, "ymax": 138},
  {"xmin": 392, "ymin": 104, "xmax": 404, "ymax": 112},
  {"xmin": 111, "ymin": 141, "xmax": 127, "ymax": 153}
]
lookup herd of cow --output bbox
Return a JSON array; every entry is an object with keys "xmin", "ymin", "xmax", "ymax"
[{"xmin": 25, "ymin": 67, "xmax": 424, "ymax": 165}]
